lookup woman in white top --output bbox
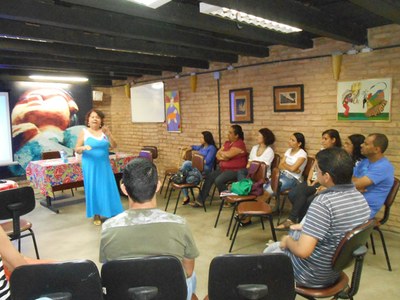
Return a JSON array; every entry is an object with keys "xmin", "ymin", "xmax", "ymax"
[
  {"xmin": 265, "ymin": 132, "xmax": 307, "ymax": 194},
  {"xmin": 237, "ymin": 128, "xmax": 275, "ymax": 181}
]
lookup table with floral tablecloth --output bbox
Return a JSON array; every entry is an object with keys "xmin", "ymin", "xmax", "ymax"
[{"xmin": 26, "ymin": 153, "xmax": 135, "ymax": 212}]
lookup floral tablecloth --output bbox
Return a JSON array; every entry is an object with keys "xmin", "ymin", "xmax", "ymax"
[{"xmin": 26, "ymin": 153, "xmax": 135, "ymax": 197}]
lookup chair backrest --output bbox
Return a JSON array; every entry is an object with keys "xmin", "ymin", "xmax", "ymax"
[
  {"xmin": 208, "ymin": 253, "xmax": 295, "ymax": 300},
  {"xmin": 10, "ymin": 260, "xmax": 103, "ymax": 300},
  {"xmin": 192, "ymin": 152, "xmax": 205, "ymax": 173},
  {"xmin": 101, "ymin": 255, "xmax": 187, "ymax": 300},
  {"xmin": 332, "ymin": 219, "xmax": 375, "ymax": 271},
  {"xmin": 142, "ymin": 146, "xmax": 158, "ymax": 159},
  {"xmin": 0, "ymin": 186, "xmax": 35, "ymax": 223},
  {"xmin": 271, "ymin": 154, "xmax": 281, "ymax": 170},
  {"xmin": 379, "ymin": 177, "xmax": 399, "ymax": 226},
  {"xmin": 302, "ymin": 156, "xmax": 315, "ymax": 179},
  {"xmin": 138, "ymin": 150, "xmax": 153, "ymax": 162},
  {"xmin": 247, "ymin": 161, "xmax": 267, "ymax": 183},
  {"xmin": 270, "ymin": 167, "xmax": 281, "ymax": 194},
  {"xmin": 42, "ymin": 151, "xmax": 61, "ymax": 159}
]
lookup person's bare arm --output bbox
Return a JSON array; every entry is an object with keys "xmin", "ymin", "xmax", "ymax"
[
  {"xmin": 102, "ymin": 126, "xmax": 117, "ymax": 148},
  {"xmin": 280, "ymin": 157, "xmax": 306, "ymax": 173},
  {"xmin": 217, "ymin": 147, "xmax": 244, "ymax": 161},
  {"xmin": 280, "ymin": 233, "xmax": 318, "ymax": 259},
  {"xmin": 74, "ymin": 130, "xmax": 91, "ymax": 154},
  {"xmin": 182, "ymin": 257, "xmax": 195, "ymax": 278},
  {"xmin": 0, "ymin": 227, "xmax": 26, "ymax": 272}
]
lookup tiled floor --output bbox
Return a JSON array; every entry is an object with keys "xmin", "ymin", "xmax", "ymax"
[{"xmin": 13, "ymin": 187, "xmax": 400, "ymax": 299}]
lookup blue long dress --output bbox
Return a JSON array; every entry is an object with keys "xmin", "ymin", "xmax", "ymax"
[{"xmin": 82, "ymin": 128, "xmax": 123, "ymax": 218}]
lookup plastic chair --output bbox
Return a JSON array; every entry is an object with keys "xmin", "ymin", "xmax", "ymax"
[
  {"xmin": 276, "ymin": 156, "xmax": 315, "ymax": 225},
  {"xmin": 101, "ymin": 256, "xmax": 187, "ymax": 300},
  {"xmin": 41, "ymin": 151, "xmax": 75, "ymax": 198},
  {"xmin": 10, "ymin": 260, "xmax": 103, "ymax": 300},
  {"xmin": 214, "ymin": 162, "xmax": 267, "ymax": 235},
  {"xmin": 165, "ymin": 152, "xmax": 206, "ymax": 214},
  {"xmin": 295, "ymin": 219, "xmax": 375, "ymax": 299},
  {"xmin": 206, "ymin": 253, "xmax": 295, "ymax": 300},
  {"xmin": 0, "ymin": 186, "xmax": 40, "ymax": 258},
  {"xmin": 369, "ymin": 177, "xmax": 399, "ymax": 271}
]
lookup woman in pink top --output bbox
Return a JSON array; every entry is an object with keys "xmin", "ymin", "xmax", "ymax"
[{"xmin": 192, "ymin": 125, "xmax": 247, "ymax": 207}]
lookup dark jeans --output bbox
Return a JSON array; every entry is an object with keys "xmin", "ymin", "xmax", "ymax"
[
  {"xmin": 197, "ymin": 168, "xmax": 238, "ymax": 203},
  {"xmin": 287, "ymin": 181, "xmax": 320, "ymax": 223}
]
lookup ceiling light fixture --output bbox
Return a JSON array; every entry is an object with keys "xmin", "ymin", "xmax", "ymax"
[
  {"xmin": 360, "ymin": 45, "xmax": 373, "ymax": 53},
  {"xmin": 346, "ymin": 46, "xmax": 358, "ymax": 55},
  {"xmin": 199, "ymin": 3, "xmax": 302, "ymax": 33},
  {"xmin": 126, "ymin": 0, "xmax": 171, "ymax": 9},
  {"xmin": 29, "ymin": 75, "xmax": 88, "ymax": 82}
]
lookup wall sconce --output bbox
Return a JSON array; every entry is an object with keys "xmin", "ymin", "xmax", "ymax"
[
  {"xmin": 227, "ymin": 64, "xmax": 234, "ymax": 71},
  {"xmin": 360, "ymin": 45, "xmax": 373, "ymax": 53},
  {"xmin": 124, "ymin": 83, "xmax": 131, "ymax": 98},
  {"xmin": 190, "ymin": 73, "xmax": 197, "ymax": 92},
  {"xmin": 346, "ymin": 46, "xmax": 358, "ymax": 55},
  {"xmin": 331, "ymin": 52, "xmax": 343, "ymax": 81}
]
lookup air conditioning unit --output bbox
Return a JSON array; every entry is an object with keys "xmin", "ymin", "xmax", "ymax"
[{"xmin": 92, "ymin": 90, "xmax": 103, "ymax": 101}]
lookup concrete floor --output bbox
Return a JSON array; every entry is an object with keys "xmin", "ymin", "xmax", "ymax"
[{"xmin": 12, "ymin": 187, "xmax": 400, "ymax": 299}]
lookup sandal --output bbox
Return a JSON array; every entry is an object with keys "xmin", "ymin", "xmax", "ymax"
[
  {"xmin": 182, "ymin": 197, "xmax": 190, "ymax": 205},
  {"xmin": 189, "ymin": 201, "xmax": 204, "ymax": 208},
  {"xmin": 275, "ymin": 219, "xmax": 294, "ymax": 231},
  {"xmin": 93, "ymin": 215, "xmax": 102, "ymax": 226}
]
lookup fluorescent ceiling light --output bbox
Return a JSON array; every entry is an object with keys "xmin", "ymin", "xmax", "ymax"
[
  {"xmin": 200, "ymin": 3, "xmax": 302, "ymax": 34},
  {"xmin": 127, "ymin": 0, "xmax": 171, "ymax": 9},
  {"xmin": 29, "ymin": 75, "xmax": 88, "ymax": 82}
]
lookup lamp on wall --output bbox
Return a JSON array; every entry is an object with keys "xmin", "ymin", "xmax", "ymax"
[
  {"xmin": 190, "ymin": 73, "xmax": 197, "ymax": 92},
  {"xmin": 331, "ymin": 52, "xmax": 343, "ymax": 81}
]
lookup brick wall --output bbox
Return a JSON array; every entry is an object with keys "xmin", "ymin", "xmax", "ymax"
[{"xmin": 95, "ymin": 24, "xmax": 400, "ymax": 232}]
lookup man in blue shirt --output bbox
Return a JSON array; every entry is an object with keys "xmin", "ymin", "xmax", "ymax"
[{"xmin": 353, "ymin": 133, "xmax": 394, "ymax": 217}]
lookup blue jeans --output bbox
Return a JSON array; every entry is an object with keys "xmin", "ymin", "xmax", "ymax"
[
  {"xmin": 264, "ymin": 171, "xmax": 299, "ymax": 195},
  {"xmin": 186, "ymin": 272, "xmax": 197, "ymax": 300},
  {"xmin": 180, "ymin": 161, "xmax": 211, "ymax": 198}
]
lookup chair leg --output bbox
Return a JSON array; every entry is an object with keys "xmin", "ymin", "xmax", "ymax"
[
  {"xmin": 29, "ymin": 229, "xmax": 40, "ymax": 259},
  {"xmin": 165, "ymin": 187, "xmax": 174, "ymax": 211},
  {"xmin": 209, "ymin": 185, "xmax": 217, "ymax": 206},
  {"xmin": 164, "ymin": 178, "xmax": 172, "ymax": 198},
  {"xmin": 173, "ymin": 190, "xmax": 182, "ymax": 214},
  {"xmin": 160, "ymin": 174, "xmax": 168, "ymax": 194},
  {"xmin": 229, "ymin": 217, "xmax": 241, "ymax": 253},
  {"xmin": 260, "ymin": 217, "xmax": 265, "ymax": 230},
  {"xmin": 376, "ymin": 228, "xmax": 392, "ymax": 271},
  {"xmin": 70, "ymin": 188, "xmax": 74, "ymax": 197},
  {"xmin": 370, "ymin": 233, "xmax": 376, "ymax": 255},
  {"xmin": 214, "ymin": 198, "xmax": 225, "ymax": 228},
  {"xmin": 226, "ymin": 204, "xmax": 237, "ymax": 237},
  {"xmin": 268, "ymin": 215, "xmax": 277, "ymax": 241}
]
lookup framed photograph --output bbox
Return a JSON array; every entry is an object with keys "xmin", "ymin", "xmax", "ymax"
[
  {"xmin": 337, "ymin": 78, "xmax": 391, "ymax": 121},
  {"xmin": 273, "ymin": 84, "xmax": 304, "ymax": 112},
  {"xmin": 229, "ymin": 87, "xmax": 253, "ymax": 123}
]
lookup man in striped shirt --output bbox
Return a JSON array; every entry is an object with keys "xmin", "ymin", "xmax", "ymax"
[{"xmin": 265, "ymin": 147, "xmax": 370, "ymax": 288}]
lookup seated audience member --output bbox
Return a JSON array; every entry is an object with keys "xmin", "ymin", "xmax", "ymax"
[
  {"xmin": 0, "ymin": 226, "xmax": 54, "ymax": 300},
  {"xmin": 279, "ymin": 129, "xmax": 342, "ymax": 229},
  {"xmin": 237, "ymin": 128, "xmax": 275, "ymax": 181},
  {"xmin": 264, "ymin": 132, "xmax": 307, "ymax": 196},
  {"xmin": 353, "ymin": 133, "xmax": 394, "ymax": 218},
  {"xmin": 180, "ymin": 131, "xmax": 217, "ymax": 205},
  {"xmin": 343, "ymin": 134, "xmax": 366, "ymax": 166},
  {"xmin": 193, "ymin": 125, "xmax": 247, "ymax": 207},
  {"xmin": 264, "ymin": 148, "xmax": 370, "ymax": 288},
  {"xmin": 99, "ymin": 158, "xmax": 199, "ymax": 300}
]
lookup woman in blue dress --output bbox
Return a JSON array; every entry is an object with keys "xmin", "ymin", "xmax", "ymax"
[{"xmin": 75, "ymin": 109, "xmax": 123, "ymax": 225}]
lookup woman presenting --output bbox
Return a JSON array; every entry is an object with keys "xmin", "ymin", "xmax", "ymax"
[{"xmin": 75, "ymin": 109, "xmax": 123, "ymax": 225}]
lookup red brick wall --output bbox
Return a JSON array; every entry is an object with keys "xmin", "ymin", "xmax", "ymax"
[{"xmin": 95, "ymin": 24, "xmax": 400, "ymax": 232}]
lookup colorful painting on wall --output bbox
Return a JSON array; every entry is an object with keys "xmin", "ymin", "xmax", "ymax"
[
  {"xmin": 337, "ymin": 78, "xmax": 391, "ymax": 121},
  {"xmin": 165, "ymin": 90, "xmax": 181, "ymax": 132}
]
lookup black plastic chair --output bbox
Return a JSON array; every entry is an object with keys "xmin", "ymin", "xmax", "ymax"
[
  {"xmin": 206, "ymin": 253, "xmax": 295, "ymax": 300},
  {"xmin": 296, "ymin": 219, "xmax": 375, "ymax": 299},
  {"xmin": 101, "ymin": 255, "xmax": 187, "ymax": 300},
  {"xmin": 370, "ymin": 177, "xmax": 399, "ymax": 271},
  {"xmin": 0, "ymin": 186, "xmax": 40, "ymax": 258},
  {"xmin": 10, "ymin": 260, "xmax": 103, "ymax": 300}
]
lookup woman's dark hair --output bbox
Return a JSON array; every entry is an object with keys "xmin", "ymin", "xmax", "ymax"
[
  {"xmin": 259, "ymin": 128, "xmax": 275, "ymax": 146},
  {"xmin": 202, "ymin": 131, "xmax": 216, "ymax": 147},
  {"xmin": 231, "ymin": 124, "xmax": 244, "ymax": 140},
  {"xmin": 348, "ymin": 134, "xmax": 365, "ymax": 163},
  {"xmin": 85, "ymin": 109, "xmax": 105, "ymax": 127},
  {"xmin": 322, "ymin": 129, "xmax": 342, "ymax": 147},
  {"xmin": 293, "ymin": 132, "xmax": 306, "ymax": 150}
]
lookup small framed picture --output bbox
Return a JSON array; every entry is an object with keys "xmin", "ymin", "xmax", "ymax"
[
  {"xmin": 229, "ymin": 87, "xmax": 253, "ymax": 123},
  {"xmin": 273, "ymin": 84, "xmax": 304, "ymax": 112}
]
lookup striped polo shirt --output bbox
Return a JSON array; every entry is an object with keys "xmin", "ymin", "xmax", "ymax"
[
  {"xmin": 0, "ymin": 258, "xmax": 10, "ymax": 300},
  {"xmin": 286, "ymin": 184, "xmax": 370, "ymax": 288}
]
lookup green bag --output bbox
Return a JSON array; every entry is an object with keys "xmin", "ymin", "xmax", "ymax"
[{"xmin": 231, "ymin": 178, "xmax": 253, "ymax": 196}]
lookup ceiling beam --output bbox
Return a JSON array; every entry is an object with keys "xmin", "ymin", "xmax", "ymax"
[
  {"xmin": 203, "ymin": 0, "xmax": 368, "ymax": 45},
  {"xmin": 0, "ymin": 19, "xmax": 239, "ymax": 63},
  {"xmin": 62, "ymin": 0, "xmax": 313, "ymax": 49},
  {"xmin": 348, "ymin": 0, "xmax": 400, "ymax": 24},
  {"xmin": 0, "ymin": 39, "xmax": 207, "ymax": 69},
  {"xmin": 0, "ymin": 0, "xmax": 269, "ymax": 57}
]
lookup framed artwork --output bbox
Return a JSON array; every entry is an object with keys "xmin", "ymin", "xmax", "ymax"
[
  {"xmin": 229, "ymin": 87, "xmax": 253, "ymax": 123},
  {"xmin": 273, "ymin": 84, "xmax": 304, "ymax": 112},
  {"xmin": 337, "ymin": 78, "xmax": 391, "ymax": 121},
  {"xmin": 165, "ymin": 90, "xmax": 181, "ymax": 132}
]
